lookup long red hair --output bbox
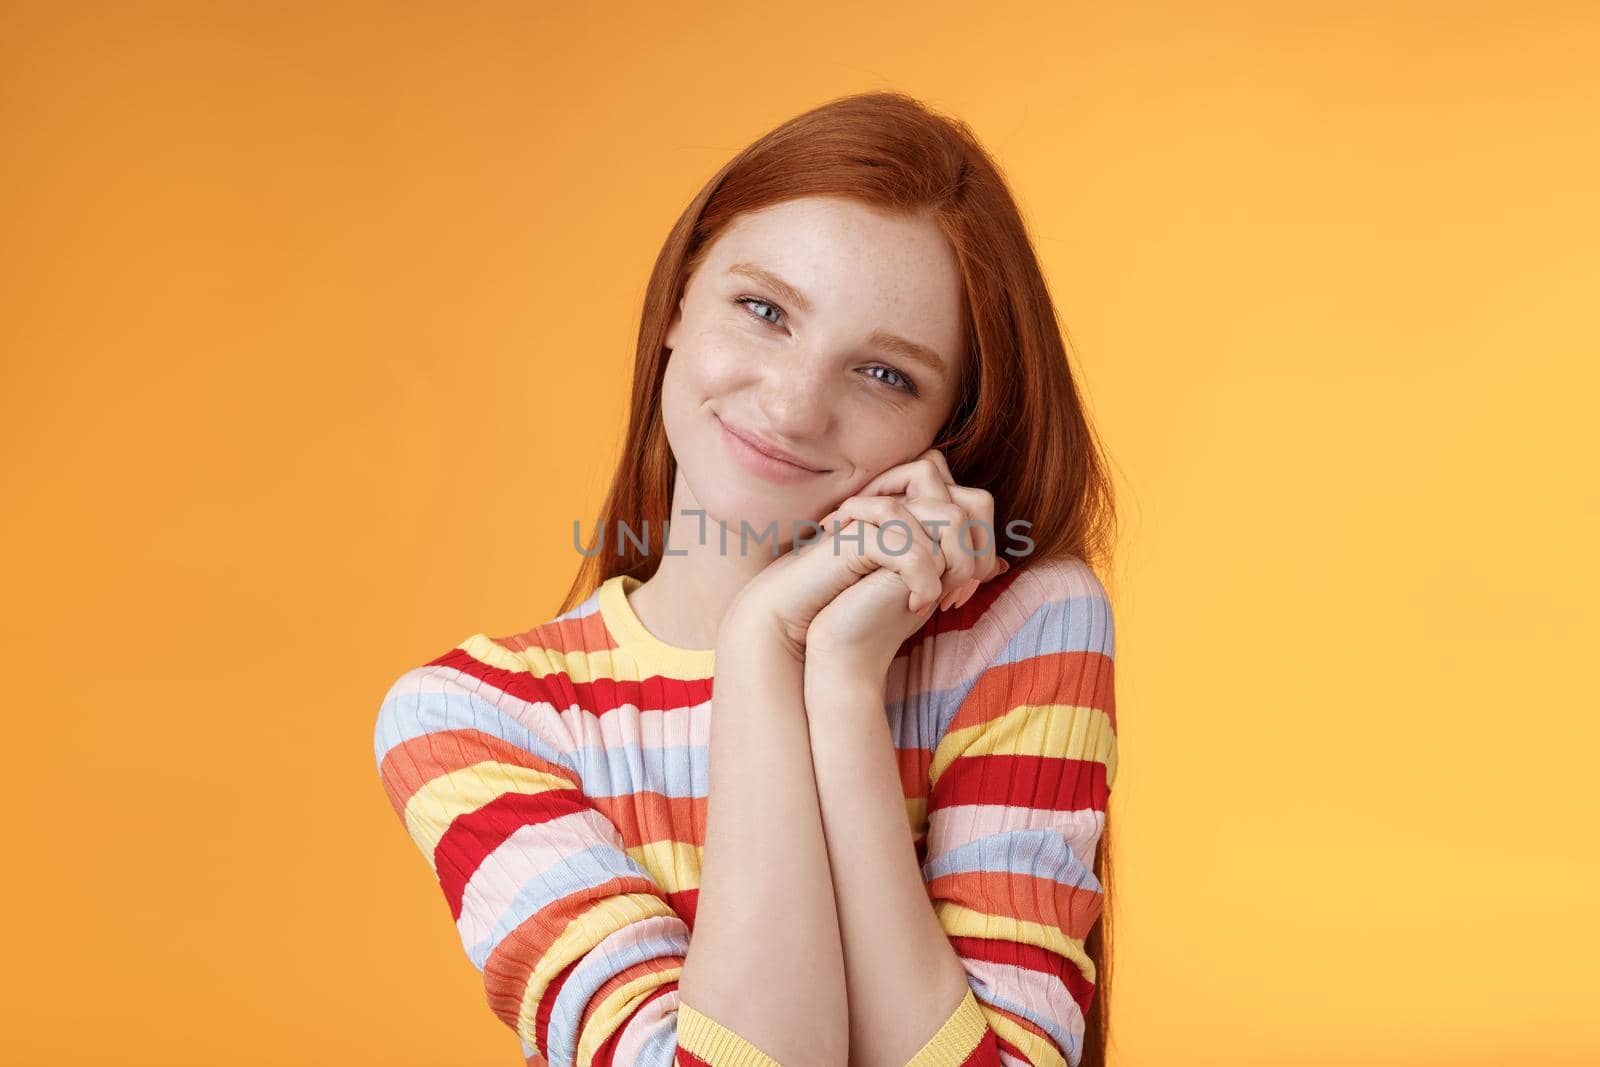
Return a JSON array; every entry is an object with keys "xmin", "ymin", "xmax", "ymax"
[{"xmin": 560, "ymin": 90, "xmax": 1121, "ymax": 1066}]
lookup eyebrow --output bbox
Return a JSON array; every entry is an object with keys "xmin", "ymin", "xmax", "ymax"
[{"xmin": 726, "ymin": 261, "xmax": 952, "ymax": 380}]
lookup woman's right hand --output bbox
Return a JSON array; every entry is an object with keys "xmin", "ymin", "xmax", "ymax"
[{"xmin": 719, "ymin": 504, "xmax": 948, "ymax": 665}]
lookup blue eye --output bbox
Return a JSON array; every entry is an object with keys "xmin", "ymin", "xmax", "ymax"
[
  {"xmin": 865, "ymin": 366, "xmax": 914, "ymax": 393},
  {"xmin": 733, "ymin": 294, "xmax": 920, "ymax": 397},
  {"xmin": 735, "ymin": 295, "xmax": 785, "ymax": 328}
]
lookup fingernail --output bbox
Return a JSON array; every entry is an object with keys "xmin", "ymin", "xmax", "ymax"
[
  {"xmin": 956, "ymin": 578, "xmax": 980, "ymax": 609},
  {"xmin": 997, "ymin": 558, "xmax": 1011, "ymax": 574}
]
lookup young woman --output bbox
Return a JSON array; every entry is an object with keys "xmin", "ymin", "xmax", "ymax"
[{"xmin": 375, "ymin": 91, "xmax": 1120, "ymax": 1067}]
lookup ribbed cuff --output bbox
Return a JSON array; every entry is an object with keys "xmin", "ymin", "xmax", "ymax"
[
  {"xmin": 677, "ymin": 1000, "xmax": 787, "ymax": 1067},
  {"xmin": 903, "ymin": 987, "xmax": 991, "ymax": 1067}
]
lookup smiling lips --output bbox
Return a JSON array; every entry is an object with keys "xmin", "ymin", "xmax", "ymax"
[{"xmin": 718, "ymin": 417, "xmax": 828, "ymax": 483}]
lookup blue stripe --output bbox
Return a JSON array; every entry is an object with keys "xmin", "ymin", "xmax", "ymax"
[
  {"xmin": 374, "ymin": 664, "xmax": 574, "ymax": 773},
  {"xmin": 923, "ymin": 828, "xmax": 1103, "ymax": 894},
  {"xmin": 466, "ymin": 842, "xmax": 676, "ymax": 968},
  {"xmin": 546, "ymin": 922, "xmax": 689, "ymax": 1067}
]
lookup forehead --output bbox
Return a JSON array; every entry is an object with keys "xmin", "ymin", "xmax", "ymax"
[{"xmin": 703, "ymin": 196, "xmax": 967, "ymax": 371}]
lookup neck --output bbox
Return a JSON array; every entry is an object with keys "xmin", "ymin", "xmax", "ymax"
[{"xmin": 625, "ymin": 476, "xmax": 807, "ymax": 651}]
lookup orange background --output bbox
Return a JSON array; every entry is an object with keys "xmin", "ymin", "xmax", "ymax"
[{"xmin": 3, "ymin": 2, "xmax": 1596, "ymax": 1064}]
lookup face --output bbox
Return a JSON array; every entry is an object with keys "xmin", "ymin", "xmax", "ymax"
[{"xmin": 661, "ymin": 195, "xmax": 967, "ymax": 545}]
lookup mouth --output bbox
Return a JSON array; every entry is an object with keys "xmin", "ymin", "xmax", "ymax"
[{"xmin": 716, "ymin": 415, "xmax": 830, "ymax": 477}]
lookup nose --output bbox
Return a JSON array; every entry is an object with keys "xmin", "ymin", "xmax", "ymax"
[{"xmin": 755, "ymin": 351, "xmax": 835, "ymax": 441}]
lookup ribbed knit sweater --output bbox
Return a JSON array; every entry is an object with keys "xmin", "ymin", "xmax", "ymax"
[{"xmin": 373, "ymin": 555, "xmax": 1118, "ymax": 1067}]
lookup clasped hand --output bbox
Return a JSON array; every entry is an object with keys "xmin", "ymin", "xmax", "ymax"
[{"xmin": 726, "ymin": 448, "xmax": 1009, "ymax": 684}]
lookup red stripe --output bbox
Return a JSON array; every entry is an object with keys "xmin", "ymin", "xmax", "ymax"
[
  {"xmin": 931, "ymin": 753, "xmax": 1110, "ymax": 812},
  {"xmin": 434, "ymin": 786, "xmax": 592, "ymax": 919},
  {"xmin": 951, "ymin": 935, "xmax": 1097, "ymax": 1017},
  {"xmin": 927, "ymin": 868, "xmax": 1106, "ymax": 941},
  {"xmin": 591, "ymin": 980, "xmax": 679, "ymax": 1067},
  {"xmin": 534, "ymin": 952, "xmax": 581, "ymax": 1061},
  {"xmin": 995, "ymin": 1031, "xmax": 1030, "ymax": 1062},
  {"xmin": 665, "ymin": 887, "xmax": 699, "ymax": 929},
  {"xmin": 964, "ymin": 1025, "xmax": 1006, "ymax": 1066},
  {"xmin": 947, "ymin": 650, "xmax": 1116, "ymax": 737},
  {"xmin": 941, "ymin": 565, "xmax": 1025, "ymax": 630},
  {"xmin": 437, "ymin": 644, "xmax": 715, "ymax": 718}
]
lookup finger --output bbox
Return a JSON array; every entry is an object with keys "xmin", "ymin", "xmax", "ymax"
[
  {"xmin": 922, "ymin": 447, "xmax": 955, "ymax": 485},
  {"xmin": 855, "ymin": 455, "xmax": 954, "ymax": 507},
  {"xmin": 857, "ymin": 519, "xmax": 944, "ymax": 613},
  {"xmin": 823, "ymin": 496, "xmax": 945, "ymax": 564},
  {"xmin": 826, "ymin": 495, "xmax": 962, "ymax": 595},
  {"xmin": 826, "ymin": 493, "xmax": 981, "ymax": 606},
  {"xmin": 895, "ymin": 496, "xmax": 978, "ymax": 598},
  {"xmin": 821, "ymin": 503, "xmax": 945, "ymax": 612},
  {"xmin": 944, "ymin": 484, "xmax": 1000, "ymax": 576}
]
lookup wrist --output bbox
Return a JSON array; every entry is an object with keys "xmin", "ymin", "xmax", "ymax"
[
  {"xmin": 803, "ymin": 654, "xmax": 888, "ymax": 702},
  {"xmin": 716, "ymin": 602, "xmax": 806, "ymax": 670}
]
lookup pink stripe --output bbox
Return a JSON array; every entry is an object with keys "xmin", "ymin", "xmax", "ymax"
[
  {"xmin": 965, "ymin": 957, "xmax": 1085, "ymax": 1036},
  {"xmin": 455, "ymin": 809, "xmax": 620, "ymax": 948},
  {"xmin": 906, "ymin": 561, "xmax": 1094, "ymax": 692},
  {"xmin": 578, "ymin": 703, "xmax": 711, "ymax": 752},
  {"xmin": 926, "ymin": 805, "xmax": 1106, "ymax": 868},
  {"xmin": 484, "ymin": 685, "xmax": 586, "ymax": 759},
  {"xmin": 584, "ymin": 911, "xmax": 682, "ymax": 961},
  {"xmin": 613, "ymin": 983, "xmax": 681, "ymax": 1063}
]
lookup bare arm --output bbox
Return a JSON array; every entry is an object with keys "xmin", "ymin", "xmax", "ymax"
[
  {"xmin": 804, "ymin": 668, "xmax": 972, "ymax": 1067},
  {"xmin": 677, "ymin": 616, "xmax": 852, "ymax": 1067}
]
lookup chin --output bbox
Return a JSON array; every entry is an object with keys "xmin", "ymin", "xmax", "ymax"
[
  {"xmin": 677, "ymin": 467, "xmax": 816, "ymax": 555},
  {"xmin": 694, "ymin": 480, "xmax": 802, "ymax": 539}
]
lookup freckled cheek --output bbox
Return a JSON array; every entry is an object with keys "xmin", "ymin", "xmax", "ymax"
[
  {"xmin": 681, "ymin": 334, "xmax": 760, "ymax": 397},
  {"xmin": 834, "ymin": 425, "xmax": 925, "ymax": 491}
]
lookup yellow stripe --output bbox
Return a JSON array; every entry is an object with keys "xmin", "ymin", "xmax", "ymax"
[
  {"xmin": 576, "ymin": 964, "xmax": 685, "ymax": 1067},
  {"xmin": 403, "ymin": 760, "xmax": 575, "ymax": 866},
  {"xmin": 930, "ymin": 703, "xmax": 1117, "ymax": 788},
  {"xmin": 461, "ymin": 631, "xmax": 697, "ymax": 687},
  {"xmin": 900, "ymin": 985, "xmax": 1073, "ymax": 1067},
  {"xmin": 905, "ymin": 794, "xmax": 927, "ymax": 834},
  {"xmin": 515, "ymin": 892, "xmax": 681, "ymax": 1049},
  {"xmin": 903, "ymin": 987, "xmax": 991, "ymax": 1067},
  {"xmin": 932, "ymin": 901, "xmax": 1096, "ymax": 984},
  {"xmin": 985, "ymin": 1004, "xmax": 1069, "ymax": 1067},
  {"xmin": 623, "ymin": 838, "xmax": 703, "ymax": 895},
  {"xmin": 677, "ymin": 1000, "xmax": 787, "ymax": 1067}
]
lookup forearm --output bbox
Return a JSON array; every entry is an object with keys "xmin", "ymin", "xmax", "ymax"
[
  {"xmin": 678, "ymin": 629, "xmax": 851, "ymax": 1067},
  {"xmin": 804, "ymin": 669, "xmax": 971, "ymax": 1067}
]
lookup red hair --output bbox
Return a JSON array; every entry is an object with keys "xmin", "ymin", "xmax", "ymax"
[{"xmin": 561, "ymin": 90, "xmax": 1121, "ymax": 1066}]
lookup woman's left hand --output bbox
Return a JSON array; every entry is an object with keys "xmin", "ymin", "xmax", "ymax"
[{"xmin": 804, "ymin": 448, "xmax": 1009, "ymax": 684}]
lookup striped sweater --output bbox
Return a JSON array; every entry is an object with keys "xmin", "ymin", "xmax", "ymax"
[{"xmin": 373, "ymin": 554, "xmax": 1118, "ymax": 1067}]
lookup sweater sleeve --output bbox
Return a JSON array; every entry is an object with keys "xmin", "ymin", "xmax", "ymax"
[
  {"xmin": 373, "ymin": 642, "xmax": 787, "ymax": 1067},
  {"xmin": 905, "ymin": 560, "xmax": 1118, "ymax": 1067}
]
